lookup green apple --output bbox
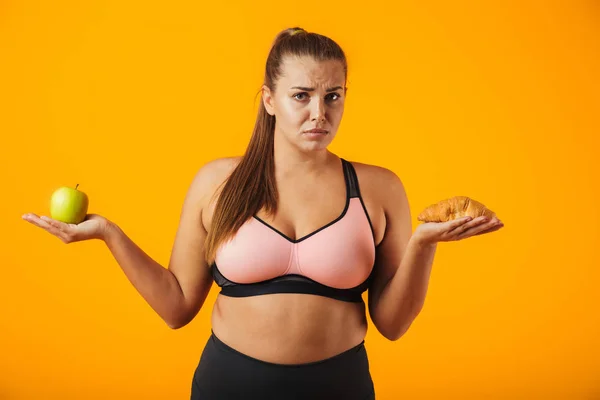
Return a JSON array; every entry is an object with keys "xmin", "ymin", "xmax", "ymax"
[{"xmin": 50, "ymin": 184, "xmax": 89, "ymax": 224}]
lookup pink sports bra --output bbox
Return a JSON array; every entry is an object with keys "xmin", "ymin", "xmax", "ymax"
[{"xmin": 211, "ymin": 158, "xmax": 376, "ymax": 303}]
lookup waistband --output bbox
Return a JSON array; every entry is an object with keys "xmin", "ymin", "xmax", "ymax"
[{"xmin": 209, "ymin": 329, "xmax": 366, "ymax": 368}]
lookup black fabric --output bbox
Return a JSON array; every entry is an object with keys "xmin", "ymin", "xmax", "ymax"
[
  {"xmin": 211, "ymin": 262, "xmax": 370, "ymax": 303},
  {"xmin": 343, "ymin": 157, "xmax": 361, "ymax": 198},
  {"xmin": 191, "ymin": 331, "xmax": 376, "ymax": 400}
]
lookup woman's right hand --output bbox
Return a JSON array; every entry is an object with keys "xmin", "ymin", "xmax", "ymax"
[{"xmin": 22, "ymin": 213, "xmax": 111, "ymax": 243}]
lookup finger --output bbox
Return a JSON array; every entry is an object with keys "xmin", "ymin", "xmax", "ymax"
[
  {"xmin": 23, "ymin": 213, "xmax": 52, "ymax": 230},
  {"xmin": 40, "ymin": 216, "xmax": 73, "ymax": 232},
  {"xmin": 446, "ymin": 216, "xmax": 474, "ymax": 231},
  {"xmin": 473, "ymin": 221, "xmax": 504, "ymax": 236},
  {"xmin": 458, "ymin": 220, "xmax": 503, "ymax": 239},
  {"xmin": 40, "ymin": 216, "xmax": 75, "ymax": 242},
  {"xmin": 447, "ymin": 216, "xmax": 487, "ymax": 235},
  {"xmin": 23, "ymin": 214, "xmax": 70, "ymax": 242}
]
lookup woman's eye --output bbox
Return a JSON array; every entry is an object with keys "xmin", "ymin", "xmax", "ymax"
[
  {"xmin": 293, "ymin": 93, "xmax": 307, "ymax": 100},
  {"xmin": 293, "ymin": 93, "xmax": 340, "ymax": 101}
]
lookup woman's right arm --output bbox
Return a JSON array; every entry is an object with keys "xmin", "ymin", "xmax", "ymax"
[{"xmin": 102, "ymin": 160, "xmax": 222, "ymax": 329}]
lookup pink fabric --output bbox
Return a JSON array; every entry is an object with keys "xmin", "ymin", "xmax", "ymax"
[{"xmin": 215, "ymin": 198, "xmax": 376, "ymax": 289}]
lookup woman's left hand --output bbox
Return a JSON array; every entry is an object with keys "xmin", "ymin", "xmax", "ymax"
[{"xmin": 414, "ymin": 215, "xmax": 504, "ymax": 246}]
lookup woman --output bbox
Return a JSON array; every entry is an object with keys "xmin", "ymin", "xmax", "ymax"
[{"xmin": 22, "ymin": 27, "xmax": 504, "ymax": 399}]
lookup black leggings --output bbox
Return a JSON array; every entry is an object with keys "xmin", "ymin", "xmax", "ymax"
[{"xmin": 190, "ymin": 330, "xmax": 376, "ymax": 400}]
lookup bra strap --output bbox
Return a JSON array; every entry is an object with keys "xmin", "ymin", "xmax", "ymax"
[{"xmin": 341, "ymin": 158, "xmax": 360, "ymax": 199}]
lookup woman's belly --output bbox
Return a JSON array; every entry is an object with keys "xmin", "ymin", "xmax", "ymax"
[{"xmin": 210, "ymin": 293, "xmax": 369, "ymax": 364}]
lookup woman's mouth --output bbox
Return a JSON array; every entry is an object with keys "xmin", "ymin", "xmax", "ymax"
[
  {"xmin": 304, "ymin": 128, "xmax": 329, "ymax": 134},
  {"xmin": 302, "ymin": 130, "xmax": 329, "ymax": 139},
  {"xmin": 303, "ymin": 128, "xmax": 329, "ymax": 138}
]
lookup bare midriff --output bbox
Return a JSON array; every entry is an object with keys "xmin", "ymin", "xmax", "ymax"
[{"xmin": 210, "ymin": 292, "xmax": 369, "ymax": 364}]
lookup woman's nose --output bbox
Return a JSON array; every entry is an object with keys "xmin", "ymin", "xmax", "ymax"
[{"xmin": 311, "ymin": 99, "xmax": 326, "ymax": 122}]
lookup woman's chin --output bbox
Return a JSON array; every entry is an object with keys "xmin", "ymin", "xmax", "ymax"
[
  {"xmin": 299, "ymin": 133, "xmax": 333, "ymax": 151},
  {"xmin": 298, "ymin": 140, "xmax": 332, "ymax": 153}
]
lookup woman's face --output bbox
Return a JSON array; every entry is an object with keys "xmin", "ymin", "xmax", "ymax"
[{"xmin": 262, "ymin": 56, "xmax": 347, "ymax": 153}]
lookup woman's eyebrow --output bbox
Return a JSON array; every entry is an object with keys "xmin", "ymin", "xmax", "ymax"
[{"xmin": 290, "ymin": 86, "xmax": 343, "ymax": 92}]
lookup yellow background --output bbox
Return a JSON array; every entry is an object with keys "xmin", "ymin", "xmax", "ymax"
[{"xmin": 2, "ymin": 0, "xmax": 599, "ymax": 398}]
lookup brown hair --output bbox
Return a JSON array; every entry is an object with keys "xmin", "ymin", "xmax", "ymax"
[{"xmin": 204, "ymin": 27, "xmax": 349, "ymax": 264}]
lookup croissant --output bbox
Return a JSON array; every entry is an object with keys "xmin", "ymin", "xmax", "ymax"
[{"xmin": 417, "ymin": 196, "xmax": 496, "ymax": 223}]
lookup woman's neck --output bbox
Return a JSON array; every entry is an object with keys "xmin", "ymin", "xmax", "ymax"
[{"xmin": 272, "ymin": 128, "xmax": 335, "ymax": 177}]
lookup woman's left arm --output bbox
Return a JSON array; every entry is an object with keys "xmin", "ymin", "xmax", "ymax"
[{"xmin": 367, "ymin": 169, "xmax": 503, "ymax": 341}]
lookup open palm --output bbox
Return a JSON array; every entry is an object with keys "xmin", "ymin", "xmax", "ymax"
[
  {"xmin": 415, "ymin": 215, "xmax": 504, "ymax": 245},
  {"xmin": 22, "ymin": 213, "xmax": 109, "ymax": 243}
]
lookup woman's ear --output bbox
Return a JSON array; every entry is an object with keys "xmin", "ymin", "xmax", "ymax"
[{"xmin": 262, "ymin": 85, "xmax": 276, "ymax": 116}]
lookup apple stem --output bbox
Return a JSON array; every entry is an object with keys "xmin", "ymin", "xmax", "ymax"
[{"xmin": 75, "ymin": 183, "xmax": 79, "ymax": 190}]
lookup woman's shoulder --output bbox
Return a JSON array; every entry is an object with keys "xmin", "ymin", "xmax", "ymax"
[
  {"xmin": 200, "ymin": 156, "xmax": 242, "ymax": 175},
  {"xmin": 347, "ymin": 159, "xmax": 404, "ymax": 190},
  {"xmin": 347, "ymin": 159, "xmax": 408, "ymax": 211},
  {"xmin": 193, "ymin": 156, "xmax": 242, "ymax": 188},
  {"xmin": 190, "ymin": 156, "xmax": 243, "ymax": 228},
  {"xmin": 188, "ymin": 156, "xmax": 242, "ymax": 202}
]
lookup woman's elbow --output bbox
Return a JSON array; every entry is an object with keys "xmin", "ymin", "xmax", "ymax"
[
  {"xmin": 166, "ymin": 314, "xmax": 194, "ymax": 329},
  {"xmin": 374, "ymin": 317, "xmax": 415, "ymax": 341}
]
